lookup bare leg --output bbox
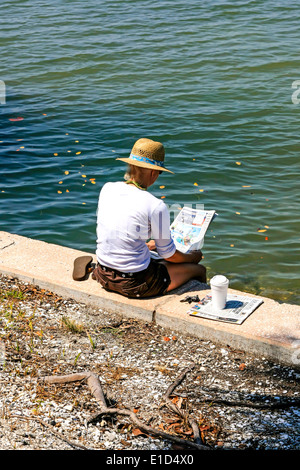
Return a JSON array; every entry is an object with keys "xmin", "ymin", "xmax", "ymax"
[{"xmin": 160, "ymin": 261, "xmax": 207, "ymax": 292}]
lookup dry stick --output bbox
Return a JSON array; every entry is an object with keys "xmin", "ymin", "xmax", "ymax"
[
  {"xmin": 160, "ymin": 364, "xmax": 208, "ymax": 447},
  {"xmin": 35, "ymin": 416, "xmax": 92, "ymax": 450},
  {"xmin": 196, "ymin": 396, "xmax": 300, "ymax": 410},
  {"xmin": 9, "ymin": 414, "xmax": 91, "ymax": 451},
  {"xmin": 41, "ymin": 371, "xmax": 209, "ymax": 450}
]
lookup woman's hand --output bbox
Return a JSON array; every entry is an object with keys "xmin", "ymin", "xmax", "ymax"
[{"xmin": 146, "ymin": 240, "xmax": 156, "ymax": 251}]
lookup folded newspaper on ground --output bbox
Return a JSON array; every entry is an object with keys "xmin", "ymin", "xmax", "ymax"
[
  {"xmin": 150, "ymin": 206, "xmax": 216, "ymax": 259},
  {"xmin": 187, "ymin": 294, "xmax": 263, "ymax": 324}
]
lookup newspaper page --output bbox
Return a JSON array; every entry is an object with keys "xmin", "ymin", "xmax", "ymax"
[
  {"xmin": 150, "ymin": 206, "xmax": 216, "ymax": 259},
  {"xmin": 187, "ymin": 294, "xmax": 264, "ymax": 324},
  {"xmin": 170, "ymin": 206, "xmax": 216, "ymax": 253}
]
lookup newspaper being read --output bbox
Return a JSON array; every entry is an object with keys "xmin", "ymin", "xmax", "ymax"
[
  {"xmin": 187, "ymin": 294, "xmax": 264, "ymax": 325},
  {"xmin": 150, "ymin": 206, "xmax": 216, "ymax": 260},
  {"xmin": 170, "ymin": 206, "xmax": 216, "ymax": 253}
]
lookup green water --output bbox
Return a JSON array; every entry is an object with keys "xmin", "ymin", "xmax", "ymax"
[{"xmin": 0, "ymin": 0, "xmax": 299, "ymax": 304}]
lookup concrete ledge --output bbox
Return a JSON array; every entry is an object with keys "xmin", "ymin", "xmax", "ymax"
[{"xmin": 0, "ymin": 231, "xmax": 299, "ymax": 368}]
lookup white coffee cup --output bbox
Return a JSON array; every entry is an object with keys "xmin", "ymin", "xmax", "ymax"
[{"xmin": 210, "ymin": 275, "xmax": 229, "ymax": 310}]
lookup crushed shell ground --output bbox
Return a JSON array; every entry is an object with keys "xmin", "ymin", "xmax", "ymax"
[{"xmin": 0, "ymin": 274, "xmax": 299, "ymax": 451}]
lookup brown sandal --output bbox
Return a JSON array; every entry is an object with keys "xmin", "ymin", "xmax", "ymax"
[{"xmin": 72, "ymin": 255, "xmax": 93, "ymax": 281}]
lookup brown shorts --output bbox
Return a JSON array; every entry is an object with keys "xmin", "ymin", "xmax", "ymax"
[{"xmin": 92, "ymin": 259, "xmax": 171, "ymax": 299}]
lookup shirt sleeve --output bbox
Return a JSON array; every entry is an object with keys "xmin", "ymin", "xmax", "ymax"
[{"xmin": 150, "ymin": 201, "xmax": 176, "ymax": 259}]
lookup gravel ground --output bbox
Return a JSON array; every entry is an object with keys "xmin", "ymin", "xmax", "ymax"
[{"xmin": 0, "ymin": 274, "xmax": 299, "ymax": 452}]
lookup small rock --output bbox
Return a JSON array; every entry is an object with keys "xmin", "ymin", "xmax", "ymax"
[{"xmin": 64, "ymin": 404, "xmax": 73, "ymax": 412}]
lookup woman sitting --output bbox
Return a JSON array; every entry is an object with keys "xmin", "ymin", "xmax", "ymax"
[{"xmin": 92, "ymin": 138, "xmax": 206, "ymax": 298}]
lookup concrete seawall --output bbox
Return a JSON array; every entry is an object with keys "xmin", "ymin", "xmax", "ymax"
[{"xmin": 0, "ymin": 230, "xmax": 299, "ymax": 368}]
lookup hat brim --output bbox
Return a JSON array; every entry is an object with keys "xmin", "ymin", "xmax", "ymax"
[{"xmin": 116, "ymin": 157, "xmax": 174, "ymax": 174}]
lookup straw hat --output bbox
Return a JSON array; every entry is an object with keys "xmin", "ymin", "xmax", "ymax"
[{"xmin": 116, "ymin": 138, "xmax": 174, "ymax": 174}]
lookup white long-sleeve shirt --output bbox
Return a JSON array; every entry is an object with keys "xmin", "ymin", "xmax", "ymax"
[{"xmin": 96, "ymin": 182, "xmax": 176, "ymax": 272}]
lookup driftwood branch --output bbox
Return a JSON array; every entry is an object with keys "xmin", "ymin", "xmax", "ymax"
[{"xmin": 41, "ymin": 369, "xmax": 209, "ymax": 450}]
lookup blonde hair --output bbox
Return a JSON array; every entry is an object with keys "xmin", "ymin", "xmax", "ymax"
[{"xmin": 124, "ymin": 164, "xmax": 151, "ymax": 188}]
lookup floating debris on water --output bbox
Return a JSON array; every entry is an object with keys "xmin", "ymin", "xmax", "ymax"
[{"xmin": 9, "ymin": 117, "xmax": 24, "ymax": 121}]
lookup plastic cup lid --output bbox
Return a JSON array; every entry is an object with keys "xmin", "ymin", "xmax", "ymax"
[{"xmin": 210, "ymin": 275, "xmax": 229, "ymax": 286}]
